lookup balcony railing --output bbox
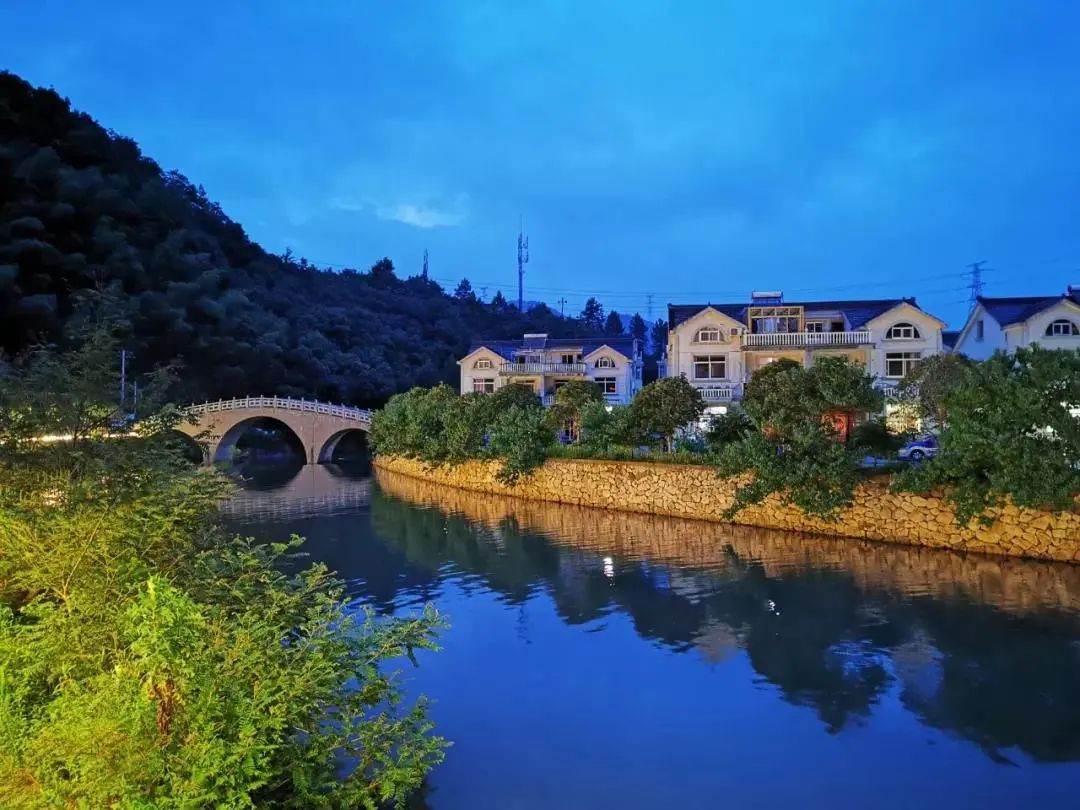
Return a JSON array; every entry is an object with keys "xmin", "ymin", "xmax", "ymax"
[
  {"xmin": 500, "ymin": 362, "xmax": 587, "ymax": 376},
  {"xmin": 695, "ymin": 384, "xmax": 742, "ymax": 402},
  {"xmin": 742, "ymin": 330, "xmax": 872, "ymax": 348}
]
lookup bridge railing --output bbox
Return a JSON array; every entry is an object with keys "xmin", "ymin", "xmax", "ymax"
[{"xmin": 185, "ymin": 396, "xmax": 373, "ymax": 423}]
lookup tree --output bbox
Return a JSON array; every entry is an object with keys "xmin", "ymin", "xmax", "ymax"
[
  {"xmin": 453, "ymin": 278, "xmax": 476, "ymax": 301},
  {"xmin": 896, "ymin": 347, "xmax": 1080, "ymax": 524},
  {"xmin": 490, "ymin": 290, "xmax": 510, "ymax": 311},
  {"xmin": 704, "ymin": 410, "xmax": 754, "ymax": 453},
  {"xmin": 626, "ymin": 376, "xmax": 704, "ymax": 451},
  {"xmin": 368, "ymin": 257, "xmax": 396, "ymax": 285},
  {"xmin": 899, "ymin": 353, "xmax": 973, "ymax": 428},
  {"xmin": 0, "ymin": 338, "xmax": 446, "ymax": 807},
  {"xmin": 489, "ymin": 382, "xmax": 541, "ymax": 413},
  {"xmin": 604, "ymin": 310, "xmax": 624, "ymax": 338},
  {"xmin": 487, "ymin": 405, "xmax": 555, "ymax": 483},
  {"xmin": 628, "ymin": 313, "xmax": 647, "ymax": 345},
  {"xmin": 545, "ymin": 379, "xmax": 603, "ymax": 438},
  {"xmin": 649, "ymin": 319, "xmax": 668, "ymax": 358},
  {"xmin": 579, "ymin": 401, "xmax": 633, "ymax": 451},
  {"xmin": 580, "ymin": 298, "xmax": 605, "ymax": 330}
]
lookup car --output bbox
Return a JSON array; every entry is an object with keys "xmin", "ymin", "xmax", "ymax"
[{"xmin": 898, "ymin": 435, "xmax": 938, "ymax": 462}]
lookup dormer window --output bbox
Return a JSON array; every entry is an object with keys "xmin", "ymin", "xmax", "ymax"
[
  {"xmin": 886, "ymin": 322, "xmax": 921, "ymax": 340},
  {"xmin": 696, "ymin": 327, "xmax": 722, "ymax": 342},
  {"xmin": 474, "ymin": 358, "xmax": 493, "ymax": 369},
  {"xmin": 1046, "ymin": 319, "xmax": 1080, "ymax": 336},
  {"xmin": 595, "ymin": 356, "xmax": 616, "ymax": 369}
]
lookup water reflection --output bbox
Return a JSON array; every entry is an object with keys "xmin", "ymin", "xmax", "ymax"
[{"xmin": 225, "ymin": 465, "xmax": 1080, "ymax": 807}]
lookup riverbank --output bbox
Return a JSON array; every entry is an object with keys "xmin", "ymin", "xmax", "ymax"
[{"xmin": 374, "ymin": 455, "xmax": 1080, "ymax": 563}]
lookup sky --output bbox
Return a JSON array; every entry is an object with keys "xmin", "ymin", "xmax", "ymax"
[{"xmin": 4, "ymin": 1, "xmax": 1080, "ymax": 327}]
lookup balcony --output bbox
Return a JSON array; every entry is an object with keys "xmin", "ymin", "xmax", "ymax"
[
  {"xmin": 742, "ymin": 330, "xmax": 872, "ymax": 349},
  {"xmin": 500, "ymin": 361, "xmax": 587, "ymax": 376},
  {"xmin": 694, "ymin": 383, "xmax": 742, "ymax": 402}
]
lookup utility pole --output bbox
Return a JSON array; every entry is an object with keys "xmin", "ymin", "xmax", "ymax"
[
  {"xmin": 557, "ymin": 296, "xmax": 567, "ymax": 317},
  {"xmin": 517, "ymin": 217, "xmax": 529, "ymax": 311},
  {"xmin": 967, "ymin": 261, "xmax": 987, "ymax": 306},
  {"xmin": 421, "ymin": 248, "xmax": 429, "ymax": 280},
  {"xmin": 119, "ymin": 349, "xmax": 129, "ymax": 413}
]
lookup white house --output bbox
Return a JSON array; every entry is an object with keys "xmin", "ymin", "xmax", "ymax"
[
  {"xmin": 458, "ymin": 333, "xmax": 642, "ymax": 406},
  {"xmin": 952, "ymin": 289, "xmax": 1080, "ymax": 360},
  {"xmin": 665, "ymin": 293, "xmax": 947, "ymax": 413}
]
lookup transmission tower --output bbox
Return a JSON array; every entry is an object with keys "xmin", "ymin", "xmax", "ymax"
[
  {"xmin": 421, "ymin": 249, "xmax": 429, "ymax": 280},
  {"xmin": 517, "ymin": 217, "xmax": 529, "ymax": 311},
  {"xmin": 646, "ymin": 293, "xmax": 654, "ymax": 319},
  {"xmin": 967, "ymin": 261, "xmax": 987, "ymax": 306}
]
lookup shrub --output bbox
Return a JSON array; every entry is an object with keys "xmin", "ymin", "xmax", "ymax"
[
  {"xmin": 703, "ymin": 410, "xmax": 754, "ymax": 453},
  {"xmin": 544, "ymin": 380, "xmax": 602, "ymax": 438},
  {"xmin": 851, "ymin": 419, "xmax": 906, "ymax": 457},
  {"xmin": 626, "ymin": 376, "xmax": 704, "ymax": 451},
  {"xmin": 487, "ymin": 405, "xmax": 556, "ymax": 483}
]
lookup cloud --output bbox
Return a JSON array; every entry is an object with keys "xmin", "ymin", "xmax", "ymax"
[{"xmin": 330, "ymin": 192, "xmax": 470, "ymax": 229}]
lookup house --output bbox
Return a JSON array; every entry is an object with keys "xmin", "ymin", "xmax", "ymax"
[
  {"xmin": 665, "ymin": 292, "xmax": 947, "ymax": 411},
  {"xmin": 952, "ymin": 288, "xmax": 1080, "ymax": 360},
  {"xmin": 458, "ymin": 333, "xmax": 643, "ymax": 405}
]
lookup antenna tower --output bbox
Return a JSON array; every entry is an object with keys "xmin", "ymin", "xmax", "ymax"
[
  {"xmin": 421, "ymin": 249, "xmax": 429, "ymax": 280},
  {"xmin": 517, "ymin": 217, "xmax": 529, "ymax": 311}
]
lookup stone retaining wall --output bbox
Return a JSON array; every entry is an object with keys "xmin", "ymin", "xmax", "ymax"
[{"xmin": 374, "ymin": 455, "xmax": 1080, "ymax": 563}]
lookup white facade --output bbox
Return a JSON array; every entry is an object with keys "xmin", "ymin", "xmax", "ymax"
[
  {"xmin": 665, "ymin": 300, "xmax": 946, "ymax": 404},
  {"xmin": 953, "ymin": 296, "xmax": 1080, "ymax": 360},
  {"xmin": 458, "ymin": 336, "xmax": 642, "ymax": 406}
]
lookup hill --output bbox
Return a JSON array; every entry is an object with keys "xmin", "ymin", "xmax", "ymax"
[{"xmin": 0, "ymin": 71, "xmax": 628, "ymax": 405}]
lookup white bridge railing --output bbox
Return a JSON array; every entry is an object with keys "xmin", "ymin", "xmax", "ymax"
[{"xmin": 186, "ymin": 396, "xmax": 373, "ymax": 423}]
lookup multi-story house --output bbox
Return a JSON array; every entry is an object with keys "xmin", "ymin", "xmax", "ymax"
[
  {"xmin": 952, "ymin": 288, "xmax": 1080, "ymax": 360},
  {"xmin": 458, "ymin": 333, "xmax": 643, "ymax": 405},
  {"xmin": 665, "ymin": 292, "xmax": 947, "ymax": 409}
]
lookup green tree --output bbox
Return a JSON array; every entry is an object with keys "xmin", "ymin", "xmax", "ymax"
[
  {"xmin": 604, "ymin": 310, "xmax": 624, "ymax": 337},
  {"xmin": 899, "ymin": 352, "xmax": 973, "ymax": 428},
  {"xmin": 579, "ymin": 401, "xmax": 633, "ymax": 452},
  {"xmin": 545, "ymin": 380, "xmax": 603, "ymax": 438},
  {"xmin": 489, "ymin": 382, "xmax": 541, "ymax": 413},
  {"xmin": 0, "ymin": 337, "xmax": 446, "ymax": 808},
  {"xmin": 649, "ymin": 319, "xmax": 668, "ymax": 358},
  {"xmin": 453, "ymin": 277, "xmax": 476, "ymax": 301},
  {"xmin": 704, "ymin": 409, "xmax": 754, "ymax": 453},
  {"xmin": 580, "ymin": 297, "xmax": 605, "ymax": 330},
  {"xmin": 490, "ymin": 290, "xmax": 510, "ymax": 311},
  {"xmin": 487, "ymin": 405, "xmax": 555, "ymax": 483},
  {"xmin": 895, "ymin": 347, "xmax": 1080, "ymax": 524},
  {"xmin": 628, "ymin": 313, "xmax": 647, "ymax": 345},
  {"xmin": 627, "ymin": 376, "xmax": 704, "ymax": 451}
]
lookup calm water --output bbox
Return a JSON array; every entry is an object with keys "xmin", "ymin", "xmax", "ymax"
[{"xmin": 224, "ymin": 462, "xmax": 1080, "ymax": 809}]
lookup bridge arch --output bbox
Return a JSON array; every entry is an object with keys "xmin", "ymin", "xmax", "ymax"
[
  {"xmin": 317, "ymin": 428, "xmax": 369, "ymax": 464},
  {"xmin": 178, "ymin": 396, "xmax": 373, "ymax": 465},
  {"xmin": 214, "ymin": 416, "xmax": 307, "ymax": 465}
]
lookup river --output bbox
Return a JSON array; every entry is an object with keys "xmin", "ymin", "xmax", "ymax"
[{"xmin": 223, "ymin": 462, "xmax": 1080, "ymax": 809}]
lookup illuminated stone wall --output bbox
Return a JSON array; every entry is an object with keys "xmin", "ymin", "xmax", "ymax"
[{"xmin": 374, "ymin": 456, "xmax": 1080, "ymax": 563}]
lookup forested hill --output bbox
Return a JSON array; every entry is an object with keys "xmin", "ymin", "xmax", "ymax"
[{"xmin": 0, "ymin": 71, "xmax": 655, "ymax": 406}]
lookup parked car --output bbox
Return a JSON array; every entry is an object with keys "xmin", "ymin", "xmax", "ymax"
[{"xmin": 898, "ymin": 435, "xmax": 938, "ymax": 462}]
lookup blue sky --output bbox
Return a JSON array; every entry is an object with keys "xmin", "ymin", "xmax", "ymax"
[{"xmin": 4, "ymin": 1, "xmax": 1079, "ymax": 326}]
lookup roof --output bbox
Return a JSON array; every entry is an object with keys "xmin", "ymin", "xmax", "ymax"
[
  {"xmin": 976, "ymin": 294, "xmax": 1079, "ymax": 327},
  {"xmin": 466, "ymin": 336, "xmax": 638, "ymax": 361},
  {"xmin": 668, "ymin": 298, "xmax": 922, "ymax": 330},
  {"xmin": 941, "ymin": 330, "xmax": 960, "ymax": 350}
]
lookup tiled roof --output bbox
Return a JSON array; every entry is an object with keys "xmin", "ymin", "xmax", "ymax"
[
  {"xmin": 466, "ymin": 336, "xmax": 637, "ymax": 361},
  {"xmin": 668, "ymin": 298, "xmax": 919, "ymax": 330},
  {"xmin": 976, "ymin": 295, "xmax": 1071, "ymax": 327},
  {"xmin": 941, "ymin": 330, "xmax": 960, "ymax": 350}
]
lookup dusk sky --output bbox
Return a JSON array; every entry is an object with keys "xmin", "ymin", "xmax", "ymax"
[{"xmin": 5, "ymin": 1, "xmax": 1079, "ymax": 327}]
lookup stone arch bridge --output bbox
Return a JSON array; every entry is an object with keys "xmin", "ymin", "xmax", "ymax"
[{"xmin": 179, "ymin": 396, "xmax": 373, "ymax": 464}]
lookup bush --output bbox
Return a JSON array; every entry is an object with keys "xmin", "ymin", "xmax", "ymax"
[
  {"xmin": 578, "ymin": 401, "xmax": 632, "ymax": 451},
  {"xmin": 851, "ymin": 419, "xmax": 906, "ymax": 457},
  {"xmin": 626, "ymin": 376, "xmax": 704, "ymax": 451},
  {"xmin": 487, "ymin": 405, "xmax": 556, "ymax": 483},
  {"xmin": 703, "ymin": 410, "xmax": 754, "ymax": 453}
]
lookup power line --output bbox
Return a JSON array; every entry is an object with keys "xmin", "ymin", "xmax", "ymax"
[{"xmin": 967, "ymin": 260, "xmax": 989, "ymax": 306}]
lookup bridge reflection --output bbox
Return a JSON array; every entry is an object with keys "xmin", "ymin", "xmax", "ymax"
[{"xmin": 220, "ymin": 463, "xmax": 372, "ymax": 520}]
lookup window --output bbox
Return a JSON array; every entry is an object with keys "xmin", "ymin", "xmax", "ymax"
[
  {"xmin": 595, "ymin": 377, "xmax": 617, "ymax": 394},
  {"xmin": 474, "ymin": 358, "xmax": 492, "ymax": 369},
  {"xmin": 886, "ymin": 322, "xmax": 921, "ymax": 340},
  {"xmin": 1046, "ymin": 319, "xmax": 1079, "ymax": 336},
  {"xmin": 693, "ymin": 355, "xmax": 726, "ymax": 380},
  {"xmin": 976, "ymin": 319, "xmax": 984, "ymax": 341},
  {"xmin": 729, "ymin": 327, "xmax": 740, "ymax": 337},
  {"xmin": 805, "ymin": 321, "xmax": 825, "ymax": 333},
  {"xmin": 472, "ymin": 378, "xmax": 495, "ymax": 393},
  {"xmin": 885, "ymin": 352, "xmax": 921, "ymax": 378},
  {"xmin": 696, "ymin": 326, "xmax": 721, "ymax": 342},
  {"xmin": 560, "ymin": 352, "xmax": 582, "ymax": 364},
  {"xmin": 595, "ymin": 356, "xmax": 615, "ymax": 369}
]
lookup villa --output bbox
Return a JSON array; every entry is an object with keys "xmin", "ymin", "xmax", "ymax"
[
  {"xmin": 458, "ymin": 333, "xmax": 643, "ymax": 405},
  {"xmin": 952, "ymin": 288, "xmax": 1080, "ymax": 359},
  {"xmin": 664, "ymin": 292, "xmax": 947, "ymax": 413}
]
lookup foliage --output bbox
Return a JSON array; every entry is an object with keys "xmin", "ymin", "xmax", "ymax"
[
  {"xmin": 703, "ymin": 410, "xmax": 755, "ymax": 453},
  {"xmin": 578, "ymin": 401, "xmax": 632, "ymax": 452},
  {"xmin": 487, "ymin": 405, "xmax": 556, "ymax": 484},
  {"xmin": 545, "ymin": 380, "xmax": 603, "ymax": 436},
  {"xmin": 895, "ymin": 347, "xmax": 1080, "ymax": 524},
  {"xmin": 898, "ymin": 353, "xmax": 973, "ymax": 428},
  {"xmin": 604, "ymin": 310, "xmax": 624, "ymax": 337},
  {"xmin": 0, "ymin": 338, "xmax": 446, "ymax": 808},
  {"xmin": 626, "ymin": 376, "xmax": 704, "ymax": 451},
  {"xmin": 488, "ymin": 382, "xmax": 541, "ymax": 413},
  {"xmin": 0, "ymin": 71, "xmax": 639, "ymax": 407},
  {"xmin": 721, "ymin": 357, "xmax": 883, "ymax": 518},
  {"xmin": 850, "ymin": 419, "xmax": 907, "ymax": 457},
  {"xmin": 580, "ymin": 298, "xmax": 604, "ymax": 330}
]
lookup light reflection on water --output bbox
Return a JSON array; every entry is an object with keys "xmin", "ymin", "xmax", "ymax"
[{"xmin": 224, "ymin": 464, "xmax": 1080, "ymax": 810}]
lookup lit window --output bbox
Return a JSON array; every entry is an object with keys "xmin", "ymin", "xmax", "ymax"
[
  {"xmin": 693, "ymin": 355, "xmax": 726, "ymax": 379},
  {"xmin": 886, "ymin": 322, "xmax": 920, "ymax": 340},
  {"xmin": 885, "ymin": 352, "xmax": 921, "ymax": 378},
  {"xmin": 474, "ymin": 358, "xmax": 492, "ymax": 369},
  {"xmin": 696, "ymin": 327, "xmax": 721, "ymax": 342},
  {"xmin": 595, "ymin": 356, "xmax": 615, "ymax": 369},
  {"xmin": 472, "ymin": 378, "xmax": 495, "ymax": 393},
  {"xmin": 1046, "ymin": 319, "xmax": 1079, "ymax": 336},
  {"xmin": 595, "ymin": 377, "xmax": 617, "ymax": 394}
]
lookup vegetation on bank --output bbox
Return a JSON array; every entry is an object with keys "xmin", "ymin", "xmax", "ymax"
[
  {"xmin": 0, "ymin": 71, "xmax": 667, "ymax": 406},
  {"xmin": 371, "ymin": 350, "xmax": 1080, "ymax": 526},
  {"xmin": 0, "ymin": 330, "xmax": 446, "ymax": 808}
]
